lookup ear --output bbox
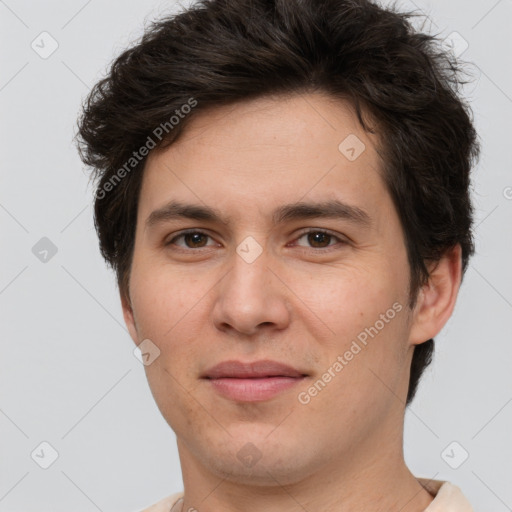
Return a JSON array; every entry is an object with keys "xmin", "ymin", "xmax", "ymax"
[
  {"xmin": 120, "ymin": 291, "xmax": 140, "ymax": 346},
  {"xmin": 409, "ymin": 244, "xmax": 463, "ymax": 346}
]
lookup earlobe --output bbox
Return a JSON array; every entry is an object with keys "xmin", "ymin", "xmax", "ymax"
[
  {"xmin": 120, "ymin": 292, "xmax": 140, "ymax": 345},
  {"xmin": 409, "ymin": 245, "xmax": 463, "ymax": 346}
]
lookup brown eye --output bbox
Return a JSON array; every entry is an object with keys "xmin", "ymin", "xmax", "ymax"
[
  {"xmin": 306, "ymin": 231, "xmax": 332, "ymax": 248},
  {"xmin": 182, "ymin": 232, "xmax": 208, "ymax": 248},
  {"xmin": 295, "ymin": 229, "xmax": 344, "ymax": 250},
  {"xmin": 167, "ymin": 230, "xmax": 214, "ymax": 249}
]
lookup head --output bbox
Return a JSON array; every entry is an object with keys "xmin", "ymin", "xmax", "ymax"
[{"xmin": 77, "ymin": 0, "xmax": 478, "ymax": 486}]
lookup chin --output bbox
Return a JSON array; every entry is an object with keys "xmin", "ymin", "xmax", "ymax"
[{"xmin": 198, "ymin": 433, "xmax": 318, "ymax": 487}]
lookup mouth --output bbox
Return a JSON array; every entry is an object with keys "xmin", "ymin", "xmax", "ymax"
[{"xmin": 202, "ymin": 359, "xmax": 308, "ymax": 402}]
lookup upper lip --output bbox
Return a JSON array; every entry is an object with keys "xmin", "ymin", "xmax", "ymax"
[{"xmin": 202, "ymin": 359, "xmax": 307, "ymax": 379}]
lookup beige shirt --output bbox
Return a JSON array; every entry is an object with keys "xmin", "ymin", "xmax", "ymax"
[{"xmin": 139, "ymin": 478, "xmax": 473, "ymax": 511}]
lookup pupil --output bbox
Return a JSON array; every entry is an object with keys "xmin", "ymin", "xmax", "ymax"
[
  {"xmin": 309, "ymin": 232, "xmax": 330, "ymax": 247},
  {"xmin": 186, "ymin": 233, "xmax": 206, "ymax": 247}
]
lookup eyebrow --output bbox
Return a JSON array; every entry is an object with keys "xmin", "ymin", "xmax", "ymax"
[{"xmin": 145, "ymin": 199, "xmax": 372, "ymax": 230}]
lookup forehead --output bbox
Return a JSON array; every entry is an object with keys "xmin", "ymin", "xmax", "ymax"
[
  {"xmin": 162, "ymin": 92, "xmax": 379, "ymax": 159},
  {"xmin": 139, "ymin": 92, "xmax": 388, "ymax": 226}
]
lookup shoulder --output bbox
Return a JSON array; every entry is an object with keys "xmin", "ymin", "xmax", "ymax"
[
  {"xmin": 418, "ymin": 478, "xmax": 473, "ymax": 512},
  {"xmin": 137, "ymin": 491, "xmax": 184, "ymax": 512},
  {"xmin": 136, "ymin": 481, "xmax": 473, "ymax": 512}
]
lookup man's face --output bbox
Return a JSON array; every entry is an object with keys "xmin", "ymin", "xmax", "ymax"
[{"xmin": 123, "ymin": 93, "xmax": 418, "ymax": 484}]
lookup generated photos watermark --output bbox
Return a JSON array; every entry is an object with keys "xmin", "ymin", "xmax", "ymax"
[
  {"xmin": 298, "ymin": 301, "xmax": 403, "ymax": 404},
  {"xmin": 95, "ymin": 97, "xmax": 198, "ymax": 200}
]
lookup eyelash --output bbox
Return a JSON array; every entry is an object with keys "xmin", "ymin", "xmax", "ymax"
[{"xmin": 165, "ymin": 228, "xmax": 347, "ymax": 253}]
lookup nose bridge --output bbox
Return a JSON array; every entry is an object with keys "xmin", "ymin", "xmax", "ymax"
[
  {"xmin": 233, "ymin": 240, "xmax": 270, "ymax": 292},
  {"xmin": 212, "ymin": 238, "xmax": 290, "ymax": 334}
]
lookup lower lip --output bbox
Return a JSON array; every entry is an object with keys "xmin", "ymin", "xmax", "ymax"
[{"xmin": 206, "ymin": 376, "xmax": 305, "ymax": 402}]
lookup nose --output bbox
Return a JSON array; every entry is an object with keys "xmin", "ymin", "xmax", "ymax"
[{"xmin": 211, "ymin": 245, "xmax": 291, "ymax": 337}]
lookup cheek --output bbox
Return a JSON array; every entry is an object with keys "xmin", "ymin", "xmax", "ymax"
[
  {"xmin": 130, "ymin": 266, "xmax": 203, "ymax": 338},
  {"xmin": 143, "ymin": 357, "xmax": 212, "ymax": 443},
  {"xmin": 129, "ymin": 268, "xmax": 207, "ymax": 408},
  {"xmin": 291, "ymin": 262, "xmax": 405, "ymax": 338},
  {"xmin": 292, "ymin": 263, "xmax": 410, "ymax": 393}
]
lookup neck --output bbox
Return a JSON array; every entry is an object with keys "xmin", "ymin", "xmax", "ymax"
[{"xmin": 176, "ymin": 430, "xmax": 434, "ymax": 512}]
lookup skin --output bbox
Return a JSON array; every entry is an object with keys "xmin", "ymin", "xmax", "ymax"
[{"xmin": 121, "ymin": 92, "xmax": 462, "ymax": 512}]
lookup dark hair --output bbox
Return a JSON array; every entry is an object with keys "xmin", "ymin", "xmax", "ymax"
[{"xmin": 76, "ymin": 0, "xmax": 479, "ymax": 405}]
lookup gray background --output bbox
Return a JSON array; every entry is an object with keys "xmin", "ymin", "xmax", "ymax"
[{"xmin": 1, "ymin": 0, "xmax": 511, "ymax": 510}]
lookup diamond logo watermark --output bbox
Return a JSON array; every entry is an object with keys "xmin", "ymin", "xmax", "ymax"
[
  {"xmin": 441, "ymin": 441, "xmax": 469, "ymax": 469},
  {"xmin": 31, "ymin": 441, "xmax": 59, "ymax": 469},
  {"xmin": 32, "ymin": 237, "xmax": 58, "ymax": 263},
  {"xmin": 31, "ymin": 32, "xmax": 59, "ymax": 59},
  {"xmin": 236, "ymin": 442, "xmax": 262, "ymax": 468},
  {"xmin": 133, "ymin": 338, "xmax": 161, "ymax": 366},
  {"xmin": 442, "ymin": 31, "xmax": 469, "ymax": 58},
  {"xmin": 236, "ymin": 236, "xmax": 263, "ymax": 264},
  {"xmin": 338, "ymin": 134, "xmax": 366, "ymax": 161}
]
